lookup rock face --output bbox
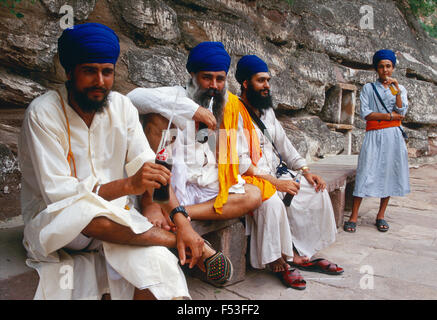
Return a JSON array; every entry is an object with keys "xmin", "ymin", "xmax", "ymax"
[
  {"xmin": 0, "ymin": 143, "xmax": 21, "ymax": 221},
  {"xmin": 0, "ymin": 1, "xmax": 437, "ymax": 218}
]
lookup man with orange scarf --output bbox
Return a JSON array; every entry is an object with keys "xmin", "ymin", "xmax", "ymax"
[{"xmin": 235, "ymin": 55, "xmax": 344, "ymax": 289}]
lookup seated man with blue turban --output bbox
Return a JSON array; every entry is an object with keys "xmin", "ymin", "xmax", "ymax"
[
  {"xmin": 19, "ymin": 23, "xmax": 232, "ymax": 300},
  {"xmin": 128, "ymin": 42, "xmax": 265, "ymax": 224},
  {"xmin": 234, "ymin": 55, "xmax": 344, "ymax": 289}
]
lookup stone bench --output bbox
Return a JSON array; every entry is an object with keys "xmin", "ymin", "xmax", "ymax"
[
  {"xmin": 186, "ymin": 219, "xmax": 247, "ymax": 287},
  {"xmin": 309, "ymin": 155, "xmax": 358, "ymax": 228}
]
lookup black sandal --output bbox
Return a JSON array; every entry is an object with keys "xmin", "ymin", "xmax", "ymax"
[
  {"xmin": 343, "ymin": 221, "xmax": 357, "ymax": 233},
  {"xmin": 375, "ymin": 219, "xmax": 389, "ymax": 232}
]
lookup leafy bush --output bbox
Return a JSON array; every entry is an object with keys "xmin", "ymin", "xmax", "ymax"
[
  {"xmin": 409, "ymin": 0, "xmax": 437, "ymax": 38},
  {"xmin": 0, "ymin": 0, "xmax": 35, "ymax": 18}
]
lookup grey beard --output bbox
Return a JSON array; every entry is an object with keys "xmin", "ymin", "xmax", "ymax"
[{"xmin": 186, "ymin": 78, "xmax": 227, "ymax": 128}]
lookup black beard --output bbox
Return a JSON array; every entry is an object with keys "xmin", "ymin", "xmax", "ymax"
[
  {"xmin": 246, "ymin": 84, "xmax": 273, "ymax": 115},
  {"xmin": 66, "ymin": 80, "xmax": 109, "ymax": 113}
]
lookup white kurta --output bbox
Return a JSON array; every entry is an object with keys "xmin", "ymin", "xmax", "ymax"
[
  {"xmin": 247, "ymin": 108, "xmax": 337, "ymax": 265},
  {"xmin": 128, "ymin": 87, "xmax": 250, "ymax": 205},
  {"xmin": 19, "ymin": 86, "xmax": 190, "ymax": 300}
]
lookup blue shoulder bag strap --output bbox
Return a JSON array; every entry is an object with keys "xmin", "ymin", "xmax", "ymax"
[
  {"xmin": 370, "ymin": 83, "xmax": 408, "ymax": 139},
  {"xmin": 239, "ymin": 98, "xmax": 293, "ymax": 178}
]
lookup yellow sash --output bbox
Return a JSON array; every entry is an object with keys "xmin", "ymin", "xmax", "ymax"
[{"xmin": 213, "ymin": 92, "xmax": 276, "ymax": 214}]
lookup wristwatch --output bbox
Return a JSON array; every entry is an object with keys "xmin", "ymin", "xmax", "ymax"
[{"xmin": 169, "ymin": 206, "xmax": 190, "ymax": 223}]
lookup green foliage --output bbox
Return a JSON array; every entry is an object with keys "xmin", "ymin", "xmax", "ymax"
[
  {"xmin": 0, "ymin": 0, "xmax": 35, "ymax": 18},
  {"xmin": 420, "ymin": 19, "xmax": 437, "ymax": 37},
  {"xmin": 409, "ymin": 0, "xmax": 437, "ymax": 16},
  {"xmin": 409, "ymin": 0, "xmax": 437, "ymax": 38}
]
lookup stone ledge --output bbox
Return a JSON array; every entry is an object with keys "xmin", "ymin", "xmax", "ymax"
[{"xmin": 309, "ymin": 155, "xmax": 358, "ymax": 228}]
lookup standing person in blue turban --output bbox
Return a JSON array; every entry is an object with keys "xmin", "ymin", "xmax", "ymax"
[
  {"xmin": 344, "ymin": 49, "xmax": 410, "ymax": 233},
  {"xmin": 19, "ymin": 23, "xmax": 231, "ymax": 300},
  {"xmin": 233, "ymin": 55, "xmax": 343, "ymax": 290}
]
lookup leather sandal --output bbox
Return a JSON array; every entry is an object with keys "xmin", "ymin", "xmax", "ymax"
[
  {"xmin": 376, "ymin": 219, "xmax": 389, "ymax": 232},
  {"xmin": 290, "ymin": 258, "xmax": 344, "ymax": 275},
  {"xmin": 343, "ymin": 221, "xmax": 356, "ymax": 233},
  {"xmin": 277, "ymin": 268, "xmax": 306, "ymax": 290}
]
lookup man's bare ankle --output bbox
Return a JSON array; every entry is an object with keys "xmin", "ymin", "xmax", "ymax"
[{"xmin": 202, "ymin": 241, "xmax": 216, "ymax": 258}]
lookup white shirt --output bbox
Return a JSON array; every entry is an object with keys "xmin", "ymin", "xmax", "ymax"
[
  {"xmin": 252, "ymin": 108, "xmax": 307, "ymax": 175},
  {"xmin": 19, "ymin": 86, "xmax": 155, "ymax": 244},
  {"xmin": 128, "ymin": 86, "xmax": 251, "ymax": 192},
  {"xmin": 18, "ymin": 87, "xmax": 192, "ymax": 300}
]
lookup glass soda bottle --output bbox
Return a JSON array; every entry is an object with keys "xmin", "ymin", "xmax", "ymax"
[
  {"xmin": 282, "ymin": 170, "xmax": 302, "ymax": 207},
  {"xmin": 153, "ymin": 130, "xmax": 173, "ymax": 204},
  {"xmin": 389, "ymin": 84, "xmax": 399, "ymax": 96}
]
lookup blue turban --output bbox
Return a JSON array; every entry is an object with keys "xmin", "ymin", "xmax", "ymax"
[
  {"xmin": 58, "ymin": 23, "xmax": 120, "ymax": 73},
  {"xmin": 186, "ymin": 42, "xmax": 231, "ymax": 74},
  {"xmin": 235, "ymin": 55, "xmax": 269, "ymax": 84},
  {"xmin": 372, "ymin": 49, "xmax": 396, "ymax": 69}
]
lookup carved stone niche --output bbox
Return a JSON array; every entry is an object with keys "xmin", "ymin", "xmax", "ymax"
[{"xmin": 321, "ymin": 83, "xmax": 357, "ymax": 155}]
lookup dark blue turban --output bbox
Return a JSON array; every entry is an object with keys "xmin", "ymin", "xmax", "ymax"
[
  {"xmin": 58, "ymin": 23, "xmax": 120, "ymax": 73},
  {"xmin": 186, "ymin": 42, "xmax": 231, "ymax": 74},
  {"xmin": 235, "ymin": 55, "xmax": 269, "ymax": 84},
  {"xmin": 372, "ymin": 49, "xmax": 396, "ymax": 70}
]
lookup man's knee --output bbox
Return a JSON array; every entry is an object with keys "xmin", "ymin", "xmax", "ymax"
[
  {"xmin": 143, "ymin": 113, "xmax": 170, "ymax": 152},
  {"xmin": 257, "ymin": 192, "xmax": 286, "ymax": 220},
  {"xmin": 243, "ymin": 184, "xmax": 262, "ymax": 212},
  {"xmin": 82, "ymin": 216, "xmax": 113, "ymax": 238}
]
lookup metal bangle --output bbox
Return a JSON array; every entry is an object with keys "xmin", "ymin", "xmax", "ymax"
[
  {"xmin": 300, "ymin": 166, "xmax": 310, "ymax": 173},
  {"xmin": 95, "ymin": 184, "xmax": 102, "ymax": 196}
]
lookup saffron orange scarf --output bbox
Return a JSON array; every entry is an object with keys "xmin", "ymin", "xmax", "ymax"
[{"xmin": 213, "ymin": 92, "xmax": 276, "ymax": 214}]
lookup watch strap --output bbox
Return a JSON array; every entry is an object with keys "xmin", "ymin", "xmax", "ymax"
[{"xmin": 169, "ymin": 206, "xmax": 190, "ymax": 223}]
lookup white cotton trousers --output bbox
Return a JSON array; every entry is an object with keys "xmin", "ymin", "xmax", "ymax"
[
  {"xmin": 65, "ymin": 234, "xmax": 190, "ymax": 300},
  {"xmin": 245, "ymin": 192, "xmax": 294, "ymax": 269},
  {"xmin": 282, "ymin": 177, "xmax": 337, "ymax": 259},
  {"xmin": 246, "ymin": 177, "xmax": 337, "ymax": 269}
]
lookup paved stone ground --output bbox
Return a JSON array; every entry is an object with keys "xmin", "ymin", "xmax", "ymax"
[
  {"xmin": 186, "ymin": 163, "xmax": 437, "ymax": 300},
  {"xmin": 1, "ymin": 163, "xmax": 436, "ymax": 299}
]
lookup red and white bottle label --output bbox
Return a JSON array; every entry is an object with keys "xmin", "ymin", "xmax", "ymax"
[{"xmin": 156, "ymin": 148, "xmax": 168, "ymax": 161}]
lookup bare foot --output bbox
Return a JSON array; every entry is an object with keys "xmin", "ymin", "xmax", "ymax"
[
  {"xmin": 293, "ymin": 255, "xmax": 310, "ymax": 265},
  {"xmin": 143, "ymin": 206, "xmax": 173, "ymax": 231},
  {"xmin": 292, "ymin": 247, "xmax": 310, "ymax": 265},
  {"xmin": 268, "ymin": 257, "xmax": 290, "ymax": 273}
]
